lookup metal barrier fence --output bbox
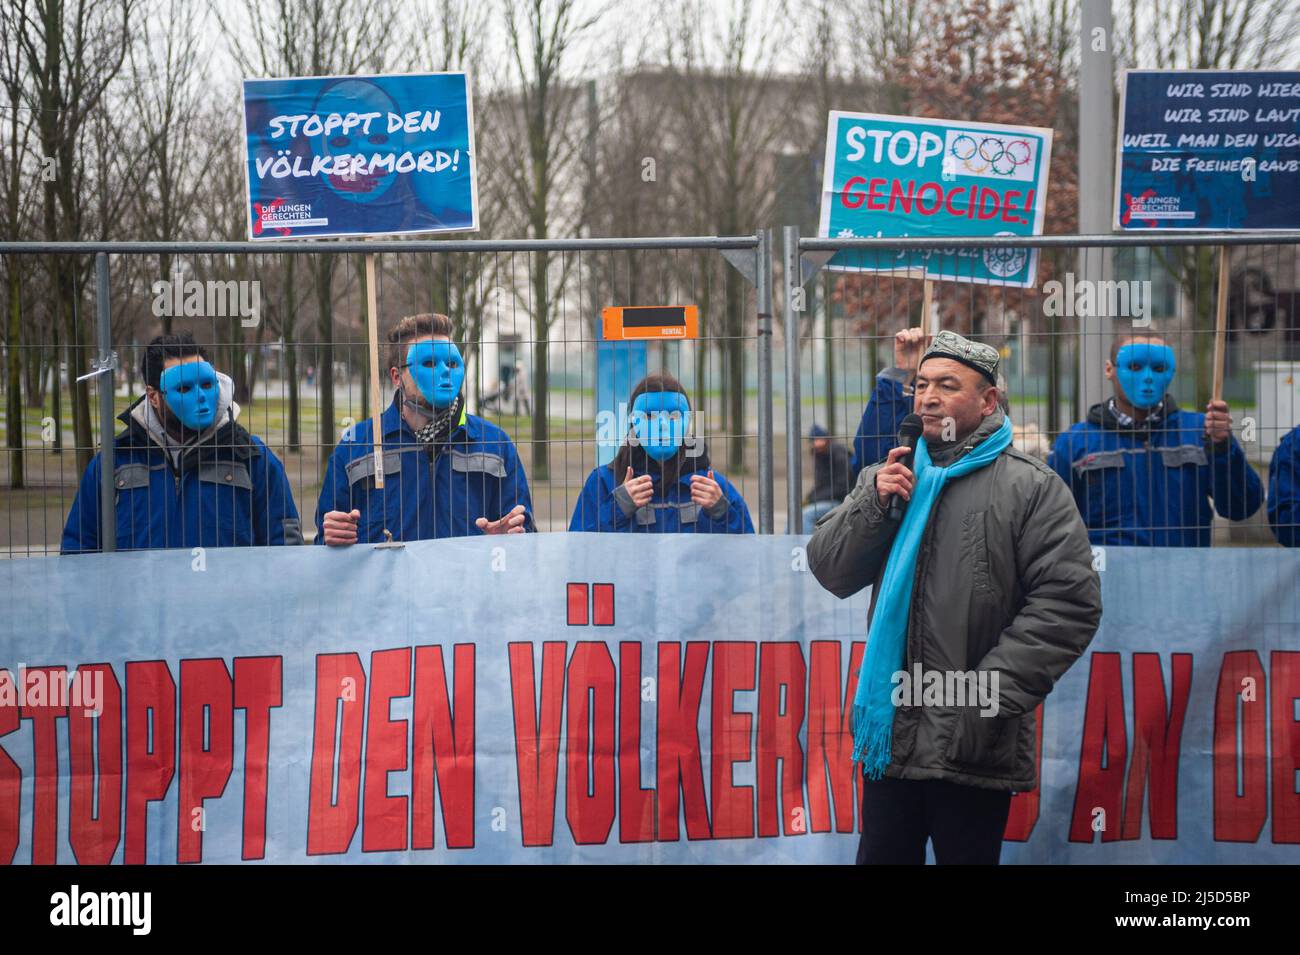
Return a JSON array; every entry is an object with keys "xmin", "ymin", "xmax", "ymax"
[
  {"xmin": 0, "ymin": 235, "xmax": 775, "ymax": 554},
  {"xmin": 2, "ymin": 231, "xmax": 1299, "ymax": 554},
  {"xmin": 784, "ymin": 231, "xmax": 1300, "ymax": 545}
]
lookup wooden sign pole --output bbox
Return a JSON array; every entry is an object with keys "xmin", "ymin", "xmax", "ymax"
[
  {"xmin": 1211, "ymin": 245, "xmax": 1229, "ymax": 403},
  {"xmin": 904, "ymin": 269, "xmax": 939, "ymax": 339},
  {"xmin": 923, "ymin": 279, "xmax": 937, "ymax": 337}
]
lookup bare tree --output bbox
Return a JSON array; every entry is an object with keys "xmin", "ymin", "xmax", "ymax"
[
  {"xmin": 663, "ymin": 0, "xmax": 804, "ymax": 472},
  {"xmin": 800, "ymin": 0, "xmax": 875, "ymax": 435},
  {"xmin": 218, "ymin": 0, "xmax": 391, "ymax": 470},
  {"xmin": 399, "ymin": 0, "xmax": 510, "ymax": 409},
  {"xmin": 842, "ymin": 0, "xmax": 928, "ymax": 114},
  {"xmin": 582, "ymin": 35, "xmax": 677, "ymax": 316},
  {"xmin": 1, "ymin": 1, "xmax": 39, "ymax": 487},
  {"xmin": 1018, "ymin": 0, "xmax": 1078, "ymax": 434},
  {"xmin": 834, "ymin": 0, "xmax": 1080, "ymax": 319},
  {"xmin": 495, "ymin": 0, "xmax": 604, "ymax": 481},
  {"xmin": 1115, "ymin": 0, "xmax": 1299, "ymax": 72},
  {"xmin": 18, "ymin": 0, "xmax": 136, "ymax": 473},
  {"xmin": 127, "ymin": 0, "xmax": 213, "ymax": 335}
]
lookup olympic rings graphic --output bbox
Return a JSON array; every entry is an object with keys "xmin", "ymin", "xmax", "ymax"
[
  {"xmin": 977, "ymin": 137, "xmax": 1005, "ymax": 163},
  {"xmin": 990, "ymin": 150, "xmax": 1017, "ymax": 176},
  {"xmin": 1005, "ymin": 139, "xmax": 1032, "ymax": 166},
  {"xmin": 946, "ymin": 133, "xmax": 1036, "ymax": 177},
  {"xmin": 950, "ymin": 134, "xmax": 978, "ymax": 161}
]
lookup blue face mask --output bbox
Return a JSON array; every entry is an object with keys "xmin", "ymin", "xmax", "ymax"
[
  {"xmin": 158, "ymin": 360, "xmax": 219, "ymax": 430},
  {"xmin": 1115, "ymin": 343, "xmax": 1176, "ymax": 409},
  {"xmin": 406, "ymin": 340, "xmax": 465, "ymax": 409},
  {"xmin": 631, "ymin": 391, "xmax": 691, "ymax": 462}
]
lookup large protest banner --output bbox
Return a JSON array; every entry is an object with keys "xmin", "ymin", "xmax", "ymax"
[
  {"xmin": 242, "ymin": 72, "xmax": 478, "ymax": 240},
  {"xmin": 1, "ymin": 537, "xmax": 1297, "ymax": 865},
  {"xmin": 1114, "ymin": 70, "xmax": 1300, "ymax": 231},
  {"xmin": 817, "ymin": 111, "xmax": 1053, "ymax": 288}
]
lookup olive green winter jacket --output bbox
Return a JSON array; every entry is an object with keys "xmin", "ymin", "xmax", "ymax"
[{"xmin": 807, "ymin": 409, "xmax": 1102, "ymax": 792}]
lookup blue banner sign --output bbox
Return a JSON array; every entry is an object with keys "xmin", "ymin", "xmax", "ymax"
[
  {"xmin": 1114, "ymin": 70, "xmax": 1300, "ymax": 231},
  {"xmin": 242, "ymin": 72, "xmax": 478, "ymax": 240}
]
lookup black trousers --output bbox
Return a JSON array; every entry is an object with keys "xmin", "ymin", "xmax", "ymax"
[{"xmin": 856, "ymin": 775, "xmax": 1013, "ymax": 865}]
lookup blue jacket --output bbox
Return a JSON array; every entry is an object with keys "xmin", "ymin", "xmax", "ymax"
[
  {"xmin": 851, "ymin": 368, "xmax": 911, "ymax": 477},
  {"xmin": 315, "ymin": 394, "xmax": 534, "ymax": 543},
  {"xmin": 61, "ymin": 400, "xmax": 301, "ymax": 553},
  {"xmin": 569, "ymin": 456, "xmax": 754, "ymax": 534},
  {"xmin": 1048, "ymin": 397, "xmax": 1264, "ymax": 547},
  {"xmin": 1268, "ymin": 425, "xmax": 1300, "ymax": 547}
]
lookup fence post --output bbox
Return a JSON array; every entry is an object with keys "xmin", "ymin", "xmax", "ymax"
[
  {"xmin": 782, "ymin": 226, "xmax": 803, "ymax": 532},
  {"xmin": 95, "ymin": 252, "xmax": 116, "ymax": 551},
  {"xmin": 1078, "ymin": 0, "xmax": 1115, "ymax": 420},
  {"xmin": 755, "ymin": 229, "xmax": 775, "ymax": 534}
]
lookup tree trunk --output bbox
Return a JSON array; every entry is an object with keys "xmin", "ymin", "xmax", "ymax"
[
  {"xmin": 822, "ymin": 273, "xmax": 836, "ymax": 437},
  {"xmin": 286, "ymin": 343, "xmax": 300, "ymax": 452},
  {"xmin": 360, "ymin": 349, "xmax": 369, "ymax": 421},
  {"xmin": 430, "ymin": 251, "xmax": 449, "ymax": 315},
  {"xmin": 1047, "ymin": 306, "xmax": 1061, "ymax": 437},
  {"xmin": 694, "ymin": 276, "xmax": 710, "ymax": 408},
  {"xmin": 531, "ymin": 250, "xmax": 550, "ymax": 481},
  {"xmin": 725, "ymin": 269, "xmax": 744, "ymax": 473},
  {"xmin": 532, "ymin": 331, "xmax": 549, "ymax": 479},
  {"xmin": 7, "ymin": 261, "xmax": 23, "ymax": 489},
  {"xmin": 50, "ymin": 329, "xmax": 62, "ymax": 454},
  {"xmin": 315, "ymin": 256, "xmax": 336, "ymax": 473},
  {"xmin": 285, "ymin": 256, "xmax": 301, "ymax": 451},
  {"xmin": 473, "ymin": 340, "xmax": 482, "ymax": 409},
  {"xmin": 230, "ymin": 317, "xmax": 250, "ymax": 405},
  {"xmin": 357, "ymin": 254, "xmax": 370, "ymax": 422},
  {"xmin": 57, "ymin": 257, "xmax": 93, "ymax": 473},
  {"xmin": 1191, "ymin": 246, "xmax": 1216, "ymax": 410},
  {"xmin": 159, "ymin": 251, "xmax": 174, "ymax": 335},
  {"xmin": 247, "ymin": 318, "xmax": 268, "ymax": 401},
  {"xmin": 25, "ymin": 330, "xmax": 42, "ymax": 405}
]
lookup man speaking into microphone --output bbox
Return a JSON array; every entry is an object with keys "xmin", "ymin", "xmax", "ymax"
[{"xmin": 808, "ymin": 331, "xmax": 1101, "ymax": 865}]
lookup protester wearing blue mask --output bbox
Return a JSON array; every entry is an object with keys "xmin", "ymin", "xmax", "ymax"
[
  {"xmin": 159, "ymin": 358, "xmax": 219, "ymax": 429},
  {"xmin": 1112, "ymin": 340, "xmax": 1176, "ymax": 409},
  {"xmin": 62, "ymin": 333, "xmax": 302, "ymax": 552},
  {"xmin": 405, "ymin": 338, "xmax": 466, "ymax": 410},
  {"xmin": 1048, "ymin": 332, "xmax": 1263, "ymax": 546},
  {"xmin": 569, "ymin": 372, "xmax": 754, "ymax": 533},
  {"xmin": 316, "ymin": 312, "xmax": 534, "ymax": 544}
]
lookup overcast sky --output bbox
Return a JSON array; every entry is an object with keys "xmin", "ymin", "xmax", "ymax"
[{"xmin": 198, "ymin": 0, "xmax": 1299, "ymax": 104}]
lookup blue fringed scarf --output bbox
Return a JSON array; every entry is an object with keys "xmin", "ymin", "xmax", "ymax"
[{"xmin": 852, "ymin": 416, "xmax": 1013, "ymax": 778}]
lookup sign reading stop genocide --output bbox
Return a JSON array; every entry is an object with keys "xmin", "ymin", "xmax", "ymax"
[{"xmin": 818, "ymin": 111, "xmax": 1054, "ymax": 288}]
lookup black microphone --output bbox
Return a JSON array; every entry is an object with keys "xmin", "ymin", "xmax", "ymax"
[{"xmin": 888, "ymin": 414, "xmax": 925, "ymax": 523}]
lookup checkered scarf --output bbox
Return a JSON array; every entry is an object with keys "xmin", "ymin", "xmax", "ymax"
[
  {"xmin": 412, "ymin": 392, "xmax": 463, "ymax": 447},
  {"xmin": 1107, "ymin": 396, "xmax": 1167, "ymax": 430}
]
